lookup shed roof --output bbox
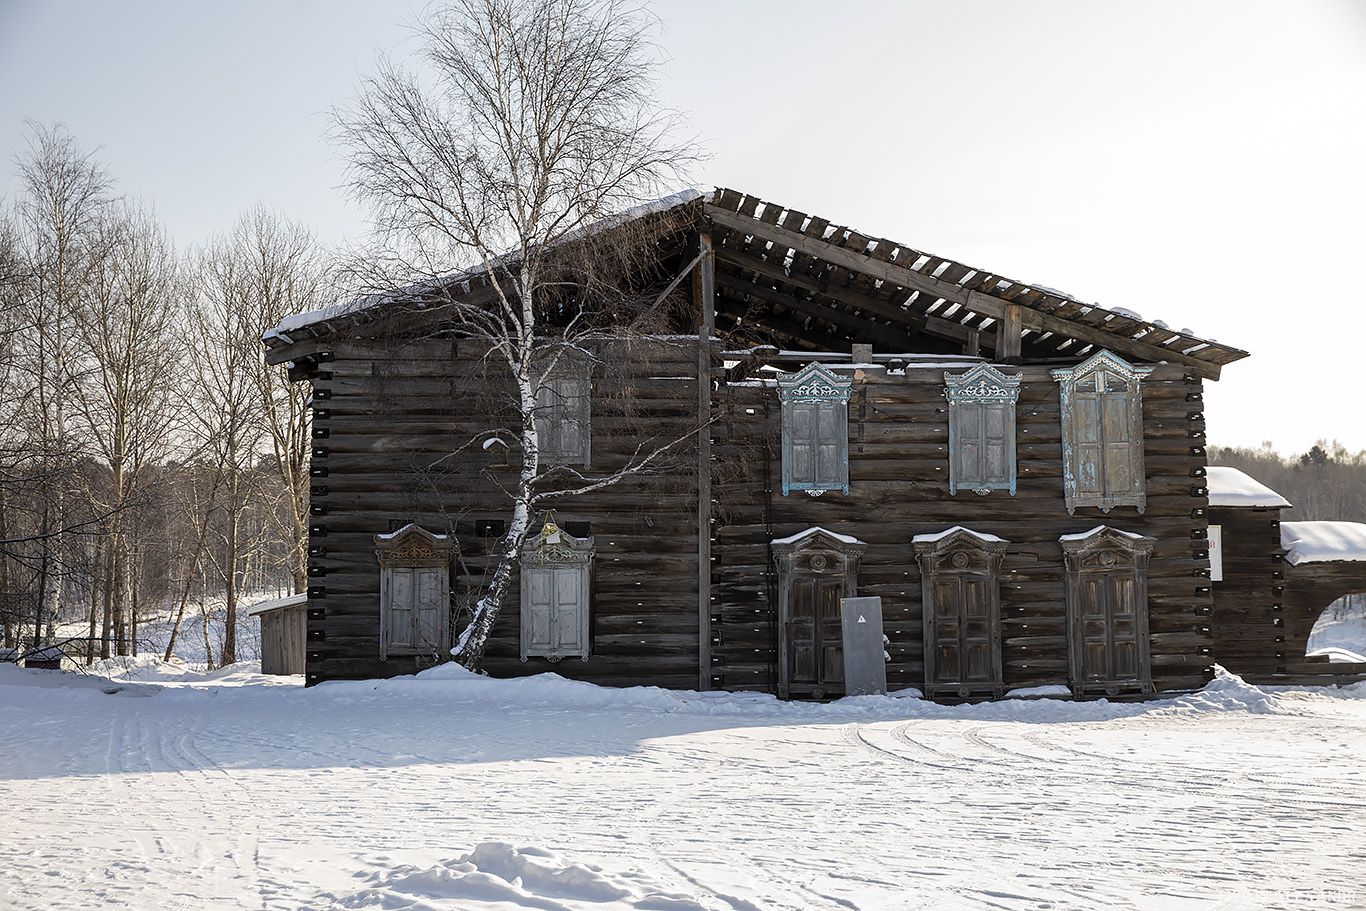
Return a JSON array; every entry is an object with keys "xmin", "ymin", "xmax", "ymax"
[
  {"xmin": 263, "ymin": 188, "xmax": 1249, "ymax": 379},
  {"xmin": 1281, "ymin": 521, "xmax": 1366, "ymax": 565},
  {"xmin": 246, "ymin": 593, "xmax": 308, "ymax": 618},
  {"xmin": 1206, "ymin": 467, "xmax": 1292, "ymax": 508}
]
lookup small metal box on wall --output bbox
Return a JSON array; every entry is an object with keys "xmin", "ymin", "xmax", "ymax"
[{"xmin": 840, "ymin": 596, "xmax": 887, "ymax": 696}]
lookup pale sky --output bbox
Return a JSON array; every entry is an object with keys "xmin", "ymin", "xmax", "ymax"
[{"xmin": 2, "ymin": 0, "xmax": 1364, "ymax": 456}]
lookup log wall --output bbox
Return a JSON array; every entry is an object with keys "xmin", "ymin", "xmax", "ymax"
[
  {"xmin": 709, "ymin": 361, "xmax": 1216, "ymax": 696},
  {"xmin": 303, "ymin": 336, "xmax": 703, "ymax": 688}
]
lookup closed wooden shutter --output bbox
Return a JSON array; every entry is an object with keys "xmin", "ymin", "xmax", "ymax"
[
  {"xmin": 535, "ymin": 374, "xmax": 590, "ymax": 466},
  {"xmin": 386, "ymin": 567, "xmax": 416, "ymax": 652},
  {"xmin": 524, "ymin": 566, "xmax": 555, "ymax": 653},
  {"xmin": 788, "ymin": 403, "xmax": 817, "ymax": 488},
  {"xmin": 814, "ymin": 404, "xmax": 844, "ymax": 489},
  {"xmin": 553, "ymin": 567, "xmax": 585, "ymax": 652}
]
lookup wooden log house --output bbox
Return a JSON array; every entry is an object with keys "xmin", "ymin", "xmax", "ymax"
[{"xmin": 260, "ymin": 187, "xmax": 1341, "ymax": 699}]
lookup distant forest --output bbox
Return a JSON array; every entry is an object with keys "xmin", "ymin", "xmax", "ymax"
[{"xmin": 1211, "ymin": 441, "xmax": 1366, "ymax": 522}]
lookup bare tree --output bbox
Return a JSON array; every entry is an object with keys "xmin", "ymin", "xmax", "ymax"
[
  {"xmin": 70, "ymin": 203, "xmax": 182, "ymax": 656},
  {"xmin": 333, "ymin": 0, "xmax": 697, "ymax": 669},
  {"xmin": 232, "ymin": 206, "xmax": 326, "ymax": 594},
  {"xmin": 184, "ymin": 241, "xmax": 270, "ymax": 666},
  {"xmin": 7, "ymin": 123, "xmax": 113, "ymax": 647}
]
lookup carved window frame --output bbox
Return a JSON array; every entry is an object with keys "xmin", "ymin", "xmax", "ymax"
[
  {"xmin": 1061, "ymin": 525, "xmax": 1155, "ymax": 697},
  {"xmin": 777, "ymin": 363, "xmax": 852, "ymax": 496},
  {"xmin": 374, "ymin": 524, "xmax": 457, "ymax": 660},
  {"xmin": 520, "ymin": 530, "xmax": 594, "ymax": 662},
  {"xmin": 913, "ymin": 526, "xmax": 1008, "ymax": 700},
  {"xmin": 945, "ymin": 364, "xmax": 1021, "ymax": 496},
  {"xmin": 534, "ymin": 351, "xmax": 591, "ymax": 468},
  {"xmin": 1052, "ymin": 350, "xmax": 1153, "ymax": 514}
]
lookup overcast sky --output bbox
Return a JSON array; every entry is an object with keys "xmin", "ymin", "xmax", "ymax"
[{"xmin": 2, "ymin": 0, "xmax": 1363, "ymax": 456}]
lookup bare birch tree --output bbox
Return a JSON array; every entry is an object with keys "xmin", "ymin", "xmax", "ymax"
[
  {"xmin": 8, "ymin": 123, "xmax": 112, "ymax": 647},
  {"xmin": 334, "ymin": 0, "xmax": 697, "ymax": 670}
]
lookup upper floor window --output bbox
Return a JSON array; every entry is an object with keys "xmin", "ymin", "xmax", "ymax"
[
  {"xmin": 777, "ymin": 363, "xmax": 852, "ymax": 496},
  {"xmin": 535, "ymin": 353, "xmax": 590, "ymax": 467},
  {"xmin": 1052, "ymin": 350, "xmax": 1153, "ymax": 514},
  {"xmin": 945, "ymin": 364, "xmax": 1020, "ymax": 496}
]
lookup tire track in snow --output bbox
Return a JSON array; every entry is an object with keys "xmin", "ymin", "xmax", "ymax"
[{"xmin": 840, "ymin": 723, "xmax": 971, "ymax": 772}]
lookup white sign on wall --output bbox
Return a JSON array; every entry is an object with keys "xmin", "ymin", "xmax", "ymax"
[{"xmin": 1208, "ymin": 525, "xmax": 1223, "ymax": 582}]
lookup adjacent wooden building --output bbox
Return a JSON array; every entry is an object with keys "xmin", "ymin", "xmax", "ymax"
[{"xmin": 261, "ymin": 187, "xmax": 1339, "ymax": 699}]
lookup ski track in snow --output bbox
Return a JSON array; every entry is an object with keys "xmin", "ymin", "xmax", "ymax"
[{"xmin": 1, "ymin": 664, "xmax": 1365, "ymax": 911}]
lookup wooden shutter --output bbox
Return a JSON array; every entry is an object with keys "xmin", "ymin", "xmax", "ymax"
[
  {"xmin": 524, "ymin": 565, "xmax": 555, "ymax": 653},
  {"xmin": 535, "ymin": 374, "xmax": 590, "ymax": 466},
  {"xmin": 385, "ymin": 567, "xmax": 416, "ymax": 652},
  {"xmin": 553, "ymin": 567, "xmax": 585, "ymax": 651},
  {"xmin": 788, "ymin": 403, "xmax": 817, "ymax": 488},
  {"xmin": 413, "ymin": 567, "xmax": 445, "ymax": 650},
  {"xmin": 1073, "ymin": 378, "xmax": 1105, "ymax": 500},
  {"xmin": 814, "ymin": 403, "xmax": 845, "ymax": 489}
]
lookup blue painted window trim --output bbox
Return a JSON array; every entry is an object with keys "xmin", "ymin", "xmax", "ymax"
[
  {"xmin": 1051, "ymin": 350, "xmax": 1153, "ymax": 515},
  {"xmin": 944, "ymin": 363, "xmax": 1021, "ymax": 496},
  {"xmin": 777, "ymin": 363, "xmax": 852, "ymax": 496}
]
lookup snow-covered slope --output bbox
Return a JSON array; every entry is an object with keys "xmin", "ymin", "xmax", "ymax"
[{"xmin": 1, "ymin": 662, "xmax": 1363, "ymax": 910}]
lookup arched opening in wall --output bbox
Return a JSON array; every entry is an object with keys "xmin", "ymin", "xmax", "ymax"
[{"xmin": 1307, "ymin": 591, "xmax": 1366, "ymax": 664}]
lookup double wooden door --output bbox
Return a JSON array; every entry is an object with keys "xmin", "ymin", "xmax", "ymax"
[{"xmin": 784, "ymin": 575, "xmax": 845, "ymax": 697}]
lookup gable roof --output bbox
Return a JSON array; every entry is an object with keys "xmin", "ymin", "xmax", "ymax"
[
  {"xmin": 263, "ymin": 188, "xmax": 1248, "ymax": 379},
  {"xmin": 704, "ymin": 189, "xmax": 1246, "ymax": 379}
]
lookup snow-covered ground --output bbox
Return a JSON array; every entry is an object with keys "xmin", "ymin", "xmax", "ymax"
[{"xmin": 1, "ymin": 662, "xmax": 1364, "ymax": 911}]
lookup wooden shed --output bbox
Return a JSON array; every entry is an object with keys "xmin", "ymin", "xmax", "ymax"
[
  {"xmin": 1206, "ymin": 467, "xmax": 1366, "ymax": 685},
  {"xmin": 247, "ymin": 594, "xmax": 307, "ymax": 676},
  {"xmin": 263, "ymin": 188, "xmax": 1265, "ymax": 699}
]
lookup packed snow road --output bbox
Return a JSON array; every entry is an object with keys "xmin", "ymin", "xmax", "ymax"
[{"xmin": 0, "ymin": 661, "xmax": 1363, "ymax": 911}]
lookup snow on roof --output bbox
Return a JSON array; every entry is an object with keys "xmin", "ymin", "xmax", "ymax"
[
  {"xmin": 375, "ymin": 523, "xmax": 452, "ymax": 542},
  {"xmin": 1206, "ymin": 467, "xmax": 1292, "ymax": 508},
  {"xmin": 1280, "ymin": 521, "xmax": 1366, "ymax": 565},
  {"xmin": 246, "ymin": 593, "xmax": 308, "ymax": 617},
  {"xmin": 265, "ymin": 189, "xmax": 705, "ymax": 339},
  {"xmin": 771, "ymin": 526, "xmax": 866, "ymax": 547},
  {"xmin": 911, "ymin": 526, "xmax": 1007, "ymax": 544},
  {"xmin": 1058, "ymin": 526, "xmax": 1149, "ymax": 542}
]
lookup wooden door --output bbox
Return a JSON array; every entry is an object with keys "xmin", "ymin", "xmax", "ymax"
[
  {"xmin": 931, "ymin": 575, "xmax": 996, "ymax": 686},
  {"xmin": 787, "ymin": 575, "xmax": 845, "ymax": 694},
  {"xmin": 1077, "ymin": 571, "xmax": 1140, "ymax": 682}
]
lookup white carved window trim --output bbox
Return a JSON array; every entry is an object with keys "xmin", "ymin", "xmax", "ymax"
[
  {"xmin": 944, "ymin": 364, "xmax": 1020, "ymax": 496},
  {"xmin": 1052, "ymin": 350, "xmax": 1153, "ymax": 514},
  {"xmin": 520, "ymin": 530, "xmax": 594, "ymax": 661},
  {"xmin": 374, "ymin": 524, "xmax": 456, "ymax": 660},
  {"xmin": 777, "ymin": 362, "xmax": 852, "ymax": 496}
]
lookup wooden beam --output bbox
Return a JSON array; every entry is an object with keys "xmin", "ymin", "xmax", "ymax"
[
  {"xmin": 695, "ymin": 230, "xmax": 715, "ymax": 691},
  {"xmin": 996, "ymin": 303, "xmax": 1023, "ymax": 361},
  {"xmin": 712, "ymin": 244, "xmax": 993, "ymax": 352}
]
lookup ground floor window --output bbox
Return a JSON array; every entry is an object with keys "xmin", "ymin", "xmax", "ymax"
[
  {"xmin": 521, "ymin": 519, "xmax": 593, "ymax": 661},
  {"xmin": 375, "ymin": 524, "xmax": 456, "ymax": 660},
  {"xmin": 771, "ymin": 527, "xmax": 866, "ymax": 698},
  {"xmin": 914, "ymin": 526, "xmax": 1007, "ymax": 699},
  {"xmin": 1061, "ymin": 525, "xmax": 1155, "ymax": 696}
]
